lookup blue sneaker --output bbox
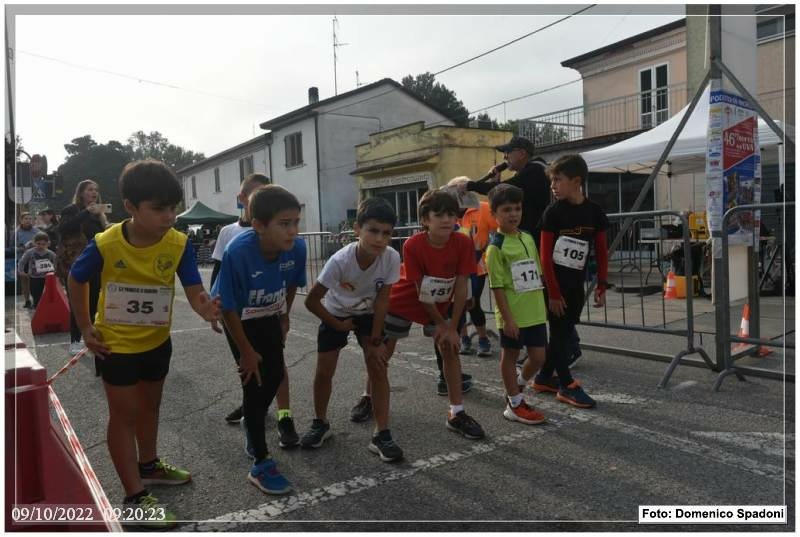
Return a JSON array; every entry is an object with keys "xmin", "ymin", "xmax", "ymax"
[
  {"xmin": 247, "ymin": 459, "xmax": 292, "ymax": 495},
  {"xmin": 241, "ymin": 418, "xmax": 255, "ymax": 459},
  {"xmin": 459, "ymin": 336, "xmax": 473, "ymax": 355},
  {"xmin": 556, "ymin": 381, "xmax": 596, "ymax": 409},
  {"xmin": 477, "ymin": 337, "xmax": 492, "ymax": 357}
]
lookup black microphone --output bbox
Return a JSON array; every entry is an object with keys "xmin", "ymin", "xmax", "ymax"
[{"xmin": 475, "ymin": 162, "xmax": 508, "ymax": 182}]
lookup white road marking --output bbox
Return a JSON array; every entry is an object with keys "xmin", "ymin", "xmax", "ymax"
[
  {"xmin": 182, "ymin": 427, "xmax": 552, "ymax": 531},
  {"xmin": 689, "ymin": 432, "xmax": 795, "ymax": 458}
]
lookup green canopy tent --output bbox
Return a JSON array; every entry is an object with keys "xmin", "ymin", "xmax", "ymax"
[{"xmin": 175, "ymin": 201, "xmax": 238, "ymax": 226}]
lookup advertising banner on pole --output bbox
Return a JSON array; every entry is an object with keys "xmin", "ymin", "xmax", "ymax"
[{"xmin": 705, "ymin": 79, "xmax": 762, "ymax": 250}]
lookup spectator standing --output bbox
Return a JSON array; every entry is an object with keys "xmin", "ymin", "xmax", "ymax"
[{"xmin": 58, "ymin": 179, "xmax": 108, "ymax": 359}]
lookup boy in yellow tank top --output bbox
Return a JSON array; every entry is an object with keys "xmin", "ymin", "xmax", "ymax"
[{"xmin": 68, "ymin": 160, "xmax": 220, "ymax": 528}]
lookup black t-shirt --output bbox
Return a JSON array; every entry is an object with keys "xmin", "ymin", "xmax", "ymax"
[{"xmin": 540, "ymin": 198, "xmax": 609, "ymax": 290}]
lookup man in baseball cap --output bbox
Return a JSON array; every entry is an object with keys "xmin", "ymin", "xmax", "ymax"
[{"xmin": 459, "ymin": 135, "xmax": 550, "ymax": 245}]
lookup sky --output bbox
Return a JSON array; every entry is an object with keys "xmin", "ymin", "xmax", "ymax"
[{"xmin": 10, "ymin": 3, "xmax": 685, "ymax": 169}]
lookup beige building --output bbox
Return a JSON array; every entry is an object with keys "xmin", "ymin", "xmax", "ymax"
[
  {"xmin": 527, "ymin": 11, "xmax": 794, "ymax": 214},
  {"xmin": 352, "ymin": 122, "xmax": 511, "ymax": 226}
]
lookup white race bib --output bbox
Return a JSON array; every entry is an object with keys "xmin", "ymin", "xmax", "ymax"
[
  {"xmin": 511, "ymin": 259, "xmax": 543, "ymax": 293},
  {"xmin": 419, "ymin": 276, "xmax": 456, "ymax": 304},
  {"xmin": 553, "ymin": 236, "xmax": 589, "ymax": 269},
  {"xmin": 104, "ymin": 282, "xmax": 173, "ymax": 326},
  {"xmin": 34, "ymin": 259, "xmax": 54, "ymax": 274}
]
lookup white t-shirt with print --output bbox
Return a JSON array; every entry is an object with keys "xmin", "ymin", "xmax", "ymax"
[
  {"xmin": 319, "ymin": 242, "xmax": 401, "ymax": 318},
  {"xmin": 212, "ymin": 221, "xmax": 248, "ymax": 262}
]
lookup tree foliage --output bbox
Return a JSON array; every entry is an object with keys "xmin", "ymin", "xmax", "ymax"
[
  {"xmin": 401, "ymin": 72, "xmax": 470, "ymax": 127},
  {"xmin": 50, "ymin": 132, "xmax": 204, "ymax": 221},
  {"xmin": 126, "ymin": 131, "xmax": 205, "ymax": 173}
]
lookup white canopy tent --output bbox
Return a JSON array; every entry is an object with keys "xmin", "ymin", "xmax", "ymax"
[
  {"xmin": 580, "ymin": 84, "xmax": 793, "ymax": 303},
  {"xmin": 581, "ymin": 84, "xmax": 793, "ymax": 175}
]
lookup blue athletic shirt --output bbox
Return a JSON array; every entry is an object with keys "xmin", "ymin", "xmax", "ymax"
[{"xmin": 211, "ymin": 229, "xmax": 307, "ymax": 319}]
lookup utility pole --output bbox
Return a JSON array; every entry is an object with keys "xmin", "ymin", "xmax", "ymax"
[
  {"xmin": 355, "ymin": 70, "xmax": 361, "ymax": 87},
  {"xmin": 332, "ymin": 16, "xmax": 348, "ymax": 95}
]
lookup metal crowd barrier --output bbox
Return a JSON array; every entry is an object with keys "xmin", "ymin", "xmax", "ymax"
[
  {"xmin": 713, "ymin": 202, "xmax": 795, "ymax": 391},
  {"xmin": 579, "ymin": 209, "xmax": 713, "ymax": 388}
]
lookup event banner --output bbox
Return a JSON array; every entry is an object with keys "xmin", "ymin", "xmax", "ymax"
[{"xmin": 705, "ymin": 80, "xmax": 762, "ymax": 249}]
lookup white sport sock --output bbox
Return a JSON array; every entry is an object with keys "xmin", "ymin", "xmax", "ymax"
[
  {"xmin": 449, "ymin": 404, "xmax": 464, "ymax": 416},
  {"xmin": 508, "ymin": 392, "xmax": 525, "ymax": 407}
]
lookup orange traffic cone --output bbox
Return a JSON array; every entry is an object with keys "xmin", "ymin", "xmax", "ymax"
[
  {"xmin": 732, "ymin": 304, "xmax": 772, "ymax": 357},
  {"xmin": 31, "ymin": 273, "xmax": 71, "ymax": 335},
  {"xmin": 663, "ymin": 271, "xmax": 678, "ymax": 299}
]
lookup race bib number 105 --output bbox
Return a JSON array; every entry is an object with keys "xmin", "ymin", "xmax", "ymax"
[
  {"xmin": 553, "ymin": 236, "xmax": 589, "ymax": 270},
  {"xmin": 104, "ymin": 282, "xmax": 173, "ymax": 326}
]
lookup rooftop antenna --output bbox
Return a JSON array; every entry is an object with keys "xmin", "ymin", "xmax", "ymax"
[
  {"xmin": 332, "ymin": 16, "xmax": 348, "ymax": 95},
  {"xmin": 355, "ymin": 70, "xmax": 361, "ymax": 87}
]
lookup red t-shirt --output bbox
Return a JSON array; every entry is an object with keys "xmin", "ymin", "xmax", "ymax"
[{"xmin": 388, "ymin": 231, "xmax": 476, "ymax": 325}]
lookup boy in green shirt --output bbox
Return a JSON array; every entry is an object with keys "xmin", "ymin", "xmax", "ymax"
[{"xmin": 485, "ymin": 184, "xmax": 547, "ymax": 424}]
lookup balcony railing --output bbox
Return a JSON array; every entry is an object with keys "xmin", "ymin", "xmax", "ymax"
[{"xmin": 519, "ymin": 83, "xmax": 689, "ymax": 148}]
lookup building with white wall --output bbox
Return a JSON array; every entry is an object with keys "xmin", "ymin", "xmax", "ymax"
[{"xmin": 177, "ymin": 78, "xmax": 452, "ymax": 232}]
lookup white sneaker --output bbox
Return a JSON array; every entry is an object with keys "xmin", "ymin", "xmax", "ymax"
[{"xmin": 68, "ymin": 341, "xmax": 84, "ymax": 355}]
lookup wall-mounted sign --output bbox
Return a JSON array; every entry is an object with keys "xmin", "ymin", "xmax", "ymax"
[{"xmin": 362, "ymin": 172, "xmax": 433, "ymax": 189}]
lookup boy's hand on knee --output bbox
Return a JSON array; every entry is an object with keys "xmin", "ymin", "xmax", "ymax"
[
  {"xmin": 548, "ymin": 297, "xmax": 566, "ymax": 317},
  {"xmin": 365, "ymin": 344, "xmax": 388, "ymax": 372},
  {"xmin": 239, "ymin": 350, "xmax": 263, "ymax": 387},
  {"xmin": 81, "ymin": 325, "xmax": 110, "ymax": 357}
]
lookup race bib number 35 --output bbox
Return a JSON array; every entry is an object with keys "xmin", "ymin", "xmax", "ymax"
[
  {"xmin": 511, "ymin": 259, "xmax": 543, "ymax": 293},
  {"xmin": 419, "ymin": 276, "xmax": 456, "ymax": 304},
  {"xmin": 553, "ymin": 236, "xmax": 589, "ymax": 270},
  {"xmin": 104, "ymin": 282, "xmax": 173, "ymax": 326}
]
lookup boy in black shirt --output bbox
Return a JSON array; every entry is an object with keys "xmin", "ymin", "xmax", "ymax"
[{"xmin": 534, "ymin": 154, "xmax": 609, "ymax": 408}]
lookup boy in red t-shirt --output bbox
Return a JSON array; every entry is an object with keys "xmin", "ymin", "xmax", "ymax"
[{"xmin": 380, "ymin": 190, "xmax": 485, "ymax": 439}]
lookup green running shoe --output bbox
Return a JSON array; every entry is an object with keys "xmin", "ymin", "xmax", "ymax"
[{"xmin": 140, "ymin": 458, "xmax": 191, "ymax": 486}]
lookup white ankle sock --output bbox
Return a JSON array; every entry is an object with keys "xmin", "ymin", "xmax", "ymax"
[
  {"xmin": 449, "ymin": 404, "xmax": 464, "ymax": 416},
  {"xmin": 508, "ymin": 392, "xmax": 524, "ymax": 407}
]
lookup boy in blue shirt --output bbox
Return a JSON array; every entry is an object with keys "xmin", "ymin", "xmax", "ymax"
[
  {"xmin": 69, "ymin": 160, "xmax": 220, "ymax": 528},
  {"xmin": 212, "ymin": 185, "xmax": 306, "ymax": 495}
]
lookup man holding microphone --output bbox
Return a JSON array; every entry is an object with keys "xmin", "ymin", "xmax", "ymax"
[{"xmin": 455, "ymin": 135, "xmax": 583, "ymax": 368}]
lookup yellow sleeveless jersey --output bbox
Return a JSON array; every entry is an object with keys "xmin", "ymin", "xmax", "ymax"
[{"xmin": 94, "ymin": 223, "xmax": 188, "ymax": 354}]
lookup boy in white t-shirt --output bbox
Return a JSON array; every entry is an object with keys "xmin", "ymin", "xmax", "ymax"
[{"xmin": 301, "ymin": 197, "xmax": 402, "ymax": 462}]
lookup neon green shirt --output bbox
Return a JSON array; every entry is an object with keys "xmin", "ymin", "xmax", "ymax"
[{"xmin": 486, "ymin": 229, "xmax": 547, "ymax": 330}]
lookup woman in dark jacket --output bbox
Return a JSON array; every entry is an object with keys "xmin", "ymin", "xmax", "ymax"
[{"xmin": 58, "ymin": 179, "xmax": 108, "ymax": 366}]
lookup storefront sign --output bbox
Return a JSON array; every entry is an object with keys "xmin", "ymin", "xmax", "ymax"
[{"xmin": 363, "ymin": 172, "xmax": 433, "ymax": 189}]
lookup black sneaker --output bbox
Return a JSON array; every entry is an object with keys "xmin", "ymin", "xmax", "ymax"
[
  {"xmin": 436, "ymin": 374, "xmax": 474, "ymax": 396},
  {"xmin": 277, "ymin": 416, "xmax": 300, "ymax": 448},
  {"xmin": 446, "ymin": 410, "xmax": 485, "ymax": 439},
  {"xmin": 300, "ymin": 419, "xmax": 331, "ymax": 448},
  {"xmin": 23, "ymin": 299, "xmax": 32, "ymax": 309},
  {"xmin": 225, "ymin": 406, "xmax": 244, "ymax": 424},
  {"xmin": 368, "ymin": 429, "xmax": 404, "ymax": 462},
  {"xmin": 350, "ymin": 395, "xmax": 372, "ymax": 422}
]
